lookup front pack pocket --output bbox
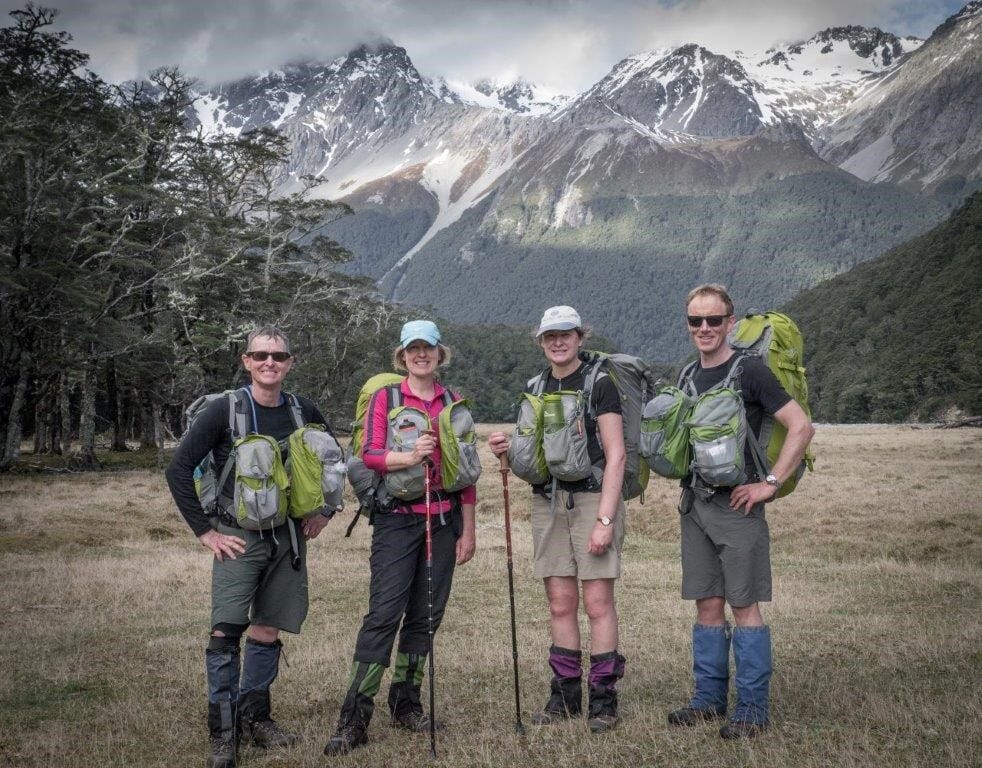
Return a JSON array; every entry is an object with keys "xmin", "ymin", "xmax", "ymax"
[
  {"xmin": 288, "ymin": 426, "xmax": 346, "ymax": 519},
  {"xmin": 508, "ymin": 393, "xmax": 548, "ymax": 485},
  {"xmin": 541, "ymin": 391, "xmax": 592, "ymax": 482},
  {"xmin": 233, "ymin": 434, "xmax": 289, "ymax": 531},
  {"xmin": 439, "ymin": 399, "xmax": 482, "ymax": 492},
  {"xmin": 640, "ymin": 387, "xmax": 693, "ymax": 479},
  {"xmin": 686, "ymin": 388, "xmax": 747, "ymax": 487},
  {"xmin": 383, "ymin": 405, "xmax": 430, "ymax": 500}
]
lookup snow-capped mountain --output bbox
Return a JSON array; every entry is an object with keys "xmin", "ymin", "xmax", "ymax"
[
  {"xmin": 186, "ymin": 4, "xmax": 979, "ymax": 360},
  {"xmin": 438, "ymin": 77, "xmax": 570, "ymax": 115},
  {"xmin": 819, "ymin": 1, "xmax": 982, "ymax": 194}
]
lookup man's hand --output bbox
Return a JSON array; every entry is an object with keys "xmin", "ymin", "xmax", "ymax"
[
  {"xmin": 587, "ymin": 521, "xmax": 615, "ymax": 555},
  {"xmin": 302, "ymin": 512, "xmax": 333, "ymax": 539},
  {"xmin": 729, "ymin": 482, "xmax": 777, "ymax": 514},
  {"xmin": 198, "ymin": 529, "xmax": 247, "ymax": 562}
]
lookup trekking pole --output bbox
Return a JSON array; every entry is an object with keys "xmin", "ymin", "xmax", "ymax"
[
  {"xmin": 499, "ymin": 454, "xmax": 525, "ymax": 735},
  {"xmin": 423, "ymin": 456, "xmax": 438, "ymax": 759}
]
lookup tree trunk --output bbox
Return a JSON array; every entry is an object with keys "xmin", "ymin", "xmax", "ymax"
[
  {"xmin": 78, "ymin": 360, "xmax": 100, "ymax": 470},
  {"xmin": 153, "ymin": 401, "xmax": 166, "ymax": 469},
  {"xmin": 0, "ymin": 350, "xmax": 31, "ymax": 471},
  {"xmin": 107, "ymin": 358, "xmax": 128, "ymax": 451},
  {"xmin": 59, "ymin": 369, "xmax": 72, "ymax": 455},
  {"xmin": 139, "ymin": 390, "xmax": 156, "ymax": 449}
]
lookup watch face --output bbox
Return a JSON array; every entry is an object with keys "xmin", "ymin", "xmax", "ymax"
[{"xmin": 599, "ymin": 516, "xmax": 612, "ymax": 526}]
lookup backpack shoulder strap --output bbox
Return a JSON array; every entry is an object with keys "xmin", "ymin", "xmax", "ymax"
[
  {"xmin": 582, "ymin": 357, "xmax": 608, "ymax": 420},
  {"xmin": 678, "ymin": 360, "xmax": 699, "ymax": 397},
  {"xmin": 722, "ymin": 353, "xmax": 746, "ymax": 391},
  {"xmin": 386, "ymin": 383, "xmax": 402, "ymax": 409},
  {"xmin": 285, "ymin": 392, "xmax": 304, "ymax": 429},
  {"xmin": 215, "ymin": 390, "xmax": 249, "ymax": 508},
  {"xmin": 528, "ymin": 369, "xmax": 549, "ymax": 396},
  {"xmin": 230, "ymin": 389, "xmax": 250, "ymax": 438},
  {"xmin": 441, "ymin": 389, "xmax": 455, "ymax": 407}
]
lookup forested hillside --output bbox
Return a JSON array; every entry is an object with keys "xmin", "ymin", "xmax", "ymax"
[{"xmin": 784, "ymin": 192, "xmax": 981, "ymax": 422}]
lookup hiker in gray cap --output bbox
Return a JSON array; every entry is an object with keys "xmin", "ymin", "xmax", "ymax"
[{"xmin": 489, "ymin": 305, "xmax": 628, "ymax": 733}]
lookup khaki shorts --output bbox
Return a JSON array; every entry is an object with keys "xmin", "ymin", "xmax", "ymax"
[{"xmin": 530, "ymin": 490, "xmax": 626, "ymax": 580}]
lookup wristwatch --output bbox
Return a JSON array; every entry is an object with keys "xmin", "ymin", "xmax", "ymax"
[
  {"xmin": 764, "ymin": 474, "xmax": 780, "ymax": 488},
  {"xmin": 597, "ymin": 515, "xmax": 613, "ymax": 527}
]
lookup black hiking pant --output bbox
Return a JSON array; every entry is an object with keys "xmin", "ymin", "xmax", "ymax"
[{"xmin": 353, "ymin": 509, "xmax": 460, "ymax": 665}]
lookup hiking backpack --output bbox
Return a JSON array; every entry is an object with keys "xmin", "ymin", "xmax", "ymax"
[
  {"xmin": 182, "ymin": 387, "xmax": 306, "ymax": 529},
  {"xmin": 639, "ymin": 386, "xmax": 693, "ymax": 480},
  {"xmin": 727, "ymin": 310, "xmax": 814, "ymax": 497},
  {"xmin": 512, "ymin": 351, "xmax": 655, "ymax": 501},
  {"xmin": 344, "ymin": 374, "xmax": 480, "ymax": 535},
  {"xmin": 679, "ymin": 357, "xmax": 753, "ymax": 488}
]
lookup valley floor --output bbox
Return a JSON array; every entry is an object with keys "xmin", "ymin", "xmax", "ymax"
[{"xmin": 0, "ymin": 425, "xmax": 979, "ymax": 767}]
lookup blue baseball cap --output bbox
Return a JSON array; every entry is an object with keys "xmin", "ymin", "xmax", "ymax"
[{"xmin": 400, "ymin": 320, "xmax": 441, "ymax": 347}]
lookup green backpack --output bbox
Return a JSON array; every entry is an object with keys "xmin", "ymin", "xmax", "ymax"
[
  {"xmin": 287, "ymin": 425, "xmax": 346, "ymax": 519},
  {"xmin": 344, "ymin": 374, "xmax": 477, "ymax": 534},
  {"xmin": 438, "ymin": 398, "xmax": 483, "ymax": 493},
  {"xmin": 345, "ymin": 373, "xmax": 405, "ymax": 534},
  {"xmin": 510, "ymin": 351, "xmax": 655, "ymax": 501},
  {"xmin": 640, "ymin": 386, "xmax": 693, "ymax": 479},
  {"xmin": 183, "ymin": 387, "xmax": 303, "ymax": 518},
  {"xmin": 682, "ymin": 361, "xmax": 750, "ymax": 488},
  {"xmin": 728, "ymin": 311, "xmax": 814, "ymax": 497}
]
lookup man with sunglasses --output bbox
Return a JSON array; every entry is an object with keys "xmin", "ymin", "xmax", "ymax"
[
  {"xmin": 166, "ymin": 325, "xmax": 333, "ymax": 767},
  {"xmin": 667, "ymin": 284, "xmax": 814, "ymax": 739}
]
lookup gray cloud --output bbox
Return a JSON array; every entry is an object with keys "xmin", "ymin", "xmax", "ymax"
[{"xmin": 0, "ymin": 0, "xmax": 967, "ymax": 90}]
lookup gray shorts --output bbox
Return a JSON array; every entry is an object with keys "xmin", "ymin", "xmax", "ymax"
[
  {"xmin": 530, "ymin": 490, "xmax": 626, "ymax": 580},
  {"xmin": 679, "ymin": 486, "xmax": 771, "ymax": 607},
  {"xmin": 210, "ymin": 520, "xmax": 309, "ymax": 634}
]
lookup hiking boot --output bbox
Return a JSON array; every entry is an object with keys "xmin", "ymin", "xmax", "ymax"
[
  {"xmin": 207, "ymin": 701, "xmax": 239, "ymax": 768},
  {"xmin": 587, "ymin": 711, "xmax": 619, "ymax": 734},
  {"xmin": 667, "ymin": 706, "xmax": 726, "ymax": 726},
  {"xmin": 531, "ymin": 689, "xmax": 581, "ymax": 725},
  {"xmin": 532, "ymin": 646, "xmax": 582, "ymax": 725},
  {"xmin": 323, "ymin": 722, "xmax": 368, "ymax": 756},
  {"xmin": 245, "ymin": 717, "xmax": 299, "ymax": 749},
  {"xmin": 587, "ymin": 651, "xmax": 625, "ymax": 734},
  {"xmin": 720, "ymin": 719, "xmax": 768, "ymax": 740},
  {"xmin": 390, "ymin": 709, "xmax": 445, "ymax": 732}
]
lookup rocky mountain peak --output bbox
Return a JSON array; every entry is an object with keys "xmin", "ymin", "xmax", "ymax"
[{"xmin": 932, "ymin": 0, "xmax": 982, "ymax": 37}]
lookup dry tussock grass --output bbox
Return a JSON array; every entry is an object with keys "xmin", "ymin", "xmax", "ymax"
[{"xmin": 0, "ymin": 425, "xmax": 979, "ymax": 767}]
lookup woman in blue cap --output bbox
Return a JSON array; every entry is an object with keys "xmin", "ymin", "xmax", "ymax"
[{"xmin": 324, "ymin": 319, "xmax": 478, "ymax": 756}]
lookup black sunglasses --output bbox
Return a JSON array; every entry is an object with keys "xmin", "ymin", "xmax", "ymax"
[
  {"xmin": 245, "ymin": 350, "xmax": 292, "ymax": 362},
  {"xmin": 686, "ymin": 314, "xmax": 729, "ymax": 328}
]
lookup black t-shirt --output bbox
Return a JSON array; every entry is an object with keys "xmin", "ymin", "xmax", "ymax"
[
  {"xmin": 165, "ymin": 389, "xmax": 328, "ymax": 536},
  {"xmin": 525, "ymin": 361, "xmax": 622, "ymax": 489},
  {"xmin": 684, "ymin": 354, "xmax": 791, "ymax": 480}
]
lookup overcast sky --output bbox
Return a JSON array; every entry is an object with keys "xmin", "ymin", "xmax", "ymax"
[{"xmin": 3, "ymin": 0, "xmax": 969, "ymax": 91}]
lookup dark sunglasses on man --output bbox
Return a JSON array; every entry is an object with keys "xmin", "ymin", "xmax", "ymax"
[
  {"xmin": 686, "ymin": 314, "xmax": 730, "ymax": 328},
  {"xmin": 244, "ymin": 350, "xmax": 293, "ymax": 362}
]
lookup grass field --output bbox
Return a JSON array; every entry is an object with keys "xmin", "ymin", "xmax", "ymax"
[{"xmin": 0, "ymin": 424, "xmax": 980, "ymax": 767}]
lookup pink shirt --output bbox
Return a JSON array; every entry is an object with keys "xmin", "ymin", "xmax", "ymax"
[{"xmin": 363, "ymin": 378, "xmax": 477, "ymax": 513}]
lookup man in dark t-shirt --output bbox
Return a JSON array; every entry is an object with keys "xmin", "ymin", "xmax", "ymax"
[
  {"xmin": 166, "ymin": 325, "xmax": 334, "ymax": 767},
  {"xmin": 667, "ymin": 285, "xmax": 814, "ymax": 740}
]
